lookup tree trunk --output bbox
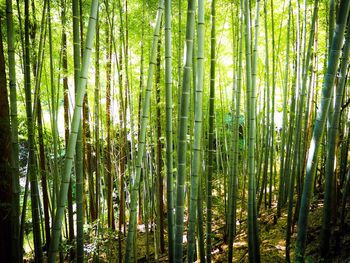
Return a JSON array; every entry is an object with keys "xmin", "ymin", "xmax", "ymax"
[{"xmin": 0, "ymin": 20, "xmax": 13, "ymax": 263}]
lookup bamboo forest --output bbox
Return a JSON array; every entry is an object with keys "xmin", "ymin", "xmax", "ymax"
[{"xmin": 3, "ymin": 0, "xmax": 350, "ymax": 262}]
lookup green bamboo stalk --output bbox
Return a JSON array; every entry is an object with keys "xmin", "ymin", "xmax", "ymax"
[
  {"xmin": 286, "ymin": 2, "xmax": 318, "ymax": 261},
  {"xmin": 228, "ymin": 2, "xmax": 242, "ymax": 262},
  {"xmin": 60, "ymin": 0, "xmax": 75, "ymax": 246},
  {"xmin": 206, "ymin": 0, "xmax": 215, "ymax": 261},
  {"xmin": 104, "ymin": 2, "xmax": 114, "ymax": 230},
  {"xmin": 252, "ymin": 0, "xmax": 260, "ymax": 258},
  {"xmin": 295, "ymin": 0, "xmax": 350, "ymax": 261},
  {"xmin": 325, "ymin": 0, "xmax": 334, "ymax": 159},
  {"xmin": 227, "ymin": 6, "xmax": 236, "ymax": 260},
  {"xmin": 155, "ymin": 29, "xmax": 165, "ymax": 255},
  {"xmin": 37, "ymin": 97, "xmax": 51, "ymax": 252},
  {"xmin": 258, "ymin": 0, "xmax": 268, "ymax": 213},
  {"xmin": 165, "ymin": 0, "xmax": 175, "ymax": 260},
  {"xmin": 187, "ymin": 0, "xmax": 204, "ymax": 261},
  {"xmin": 124, "ymin": 1, "xmax": 164, "ymax": 261},
  {"xmin": 177, "ymin": 0, "xmax": 182, "ymax": 127},
  {"xmin": 46, "ymin": 0, "xmax": 60, "ymax": 221},
  {"xmin": 24, "ymin": 0, "xmax": 43, "ymax": 261},
  {"xmin": 268, "ymin": 0, "xmax": 276, "ymax": 209},
  {"xmin": 5, "ymin": 0, "xmax": 20, "ymax": 261},
  {"xmin": 48, "ymin": 0, "xmax": 99, "ymax": 260},
  {"xmin": 277, "ymin": 0, "xmax": 291, "ymax": 217},
  {"xmin": 287, "ymin": 2, "xmax": 303, "ymax": 259},
  {"xmin": 71, "ymin": 0, "xmax": 84, "ymax": 261},
  {"xmin": 283, "ymin": 71, "xmax": 297, "ymax": 206},
  {"xmin": 294, "ymin": 0, "xmax": 315, "ymax": 225},
  {"xmin": 26, "ymin": 2, "xmax": 47, "ymax": 252},
  {"xmin": 245, "ymin": 0, "xmax": 260, "ymax": 261},
  {"xmin": 94, "ymin": 9, "xmax": 100, "ymax": 224},
  {"xmin": 31, "ymin": 0, "xmax": 46, "ymax": 123},
  {"xmin": 174, "ymin": 0, "xmax": 196, "ymax": 261},
  {"xmin": 321, "ymin": 13, "xmax": 350, "ymax": 258},
  {"xmin": 115, "ymin": 2, "xmax": 135, "ymax": 236}
]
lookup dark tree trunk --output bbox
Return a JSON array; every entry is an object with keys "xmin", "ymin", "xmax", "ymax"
[
  {"xmin": 0, "ymin": 20, "xmax": 13, "ymax": 263},
  {"xmin": 156, "ymin": 34, "xmax": 165, "ymax": 253}
]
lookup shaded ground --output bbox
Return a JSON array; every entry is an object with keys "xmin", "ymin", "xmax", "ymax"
[
  {"xmin": 24, "ymin": 196, "xmax": 350, "ymax": 262},
  {"xmin": 208, "ymin": 198, "xmax": 350, "ymax": 263},
  {"xmin": 129, "ymin": 198, "xmax": 350, "ymax": 262}
]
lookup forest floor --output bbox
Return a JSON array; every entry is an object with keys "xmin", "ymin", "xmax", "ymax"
[
  {"xmin": 207, "ymin": 195, "xmax": 350, "ymax": 263},
  {"xmin": 24, "ymin": 194, "xmax": 350, "ymax": 262},
  {"xmin": 127, "ymin": 196, "xmax": 350, "ymax": 262},
  {"xmin": 80, "ymin": 195, "xmax": 350, "ymax": 262}
]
